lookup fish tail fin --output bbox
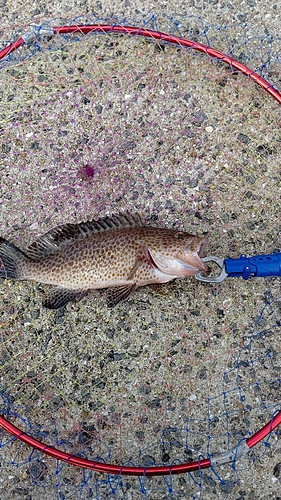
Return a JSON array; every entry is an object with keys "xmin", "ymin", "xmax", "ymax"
[{"xmin": 0, "ymin": 237, "xmax": 26, "ymax": 280}]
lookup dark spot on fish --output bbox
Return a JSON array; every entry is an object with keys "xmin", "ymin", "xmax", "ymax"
[{"xmin": 176, "ymin": 232, "xmax": 184, "ymax": 240}]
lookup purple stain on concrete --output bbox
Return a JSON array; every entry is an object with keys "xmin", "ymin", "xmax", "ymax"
[{"xmin": 83, "ymin": 165, "xmax": 95, "ymax": 178}]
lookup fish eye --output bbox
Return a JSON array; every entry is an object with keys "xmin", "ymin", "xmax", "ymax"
[{"xmin": 176, "ymin": 232, "xmax": 184, "ymax": 240}]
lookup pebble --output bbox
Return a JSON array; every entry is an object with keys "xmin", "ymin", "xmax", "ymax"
[
  {"xmin": 104, "ymin": 350, "xmax": 126, "ymax": 362},
  {"xmin": 165, "ymin": 199, "xmax": 173, "ymax": 208},
  {"xmin": 205, "ymin": 126, "xmax": 213, "ymax": 133},
  {"xmin": 105, "ymin": 328, "xmax": 115, "ymax": 338},
  {"xmin": 198, "ymin": 367, "xmax": 207, "ymax": 379},
  {"xmin": 113, "ymin": 352, "xmax": 126, "ymax": 361},
  {"xmin": 139, "ymin": 383, "xmax": 151, "ymax": 394},
  {"xmin": 165, "ymin": 176, "xmax": 175, "ymax": 185},
  {"xmin": 188, "ymin": 178, "xmax": 198, "ymax": 188},
  {"xmin": 182, "ymin": 364, "xmax": 192, "ymax": 373},
  {"xmin": 124, "ymin": 140, "xmax": 137, "ymax": 149},
  {"xmin": 141, "ymin": 455, "xmax": 156, "ymax": 466},
  {"xmin": 273, "ymin": 463, "xmax": 281, "ymax": 478},
  {"xmin": 95, "ymin": 104, "xmax": 103, "ymax": 114},
  {"xmin": 192, "ymin": 109, "xmax": 208, "ymax": 126},
  {"xmin": 2, "ymin": 144, "xmax": 11, "ymax": 153},
  {"xmin": 49, "ymin": 395, "xmax": 64, "ymax": 411},
  {"xmin": 12, "ymin": 488, "xmax": 29, "ymax": 495},
  {"xmin": 247, "ymin": 175, "xmax": 256, "ymax": 184},
  {"xmin": 135, "ymin": 430, "xmax": 145, "ymax": 440},
  {"xmin": 189, "ymin": 394, "xmax": 197, "ymax": 401},
  {"xmin": 217, "ymin": 309, "xmax": 225, "ymax": 318},
  {"xmin": 28, "ymin": 461, "xmax": 47, "ymax": 481},
  {"xmin": 203, "ymin": 474, "xmax": 216, "ymax": 487},
  {"xmin": 147, "ymin": 397, "xmax": 161, "ymax": 409},
  {"xmin": 246, "ymin": 221, "xmax": 256, "ymax": 230},
  {"xmin": 182, "ymin": 128, "xmax": 195, "ymax": 137},
  {"xmin": 220, "ymin": 480, "xmax": 236, "ymax": 494},
  {"xmin": 92, "ymin": 377, "xmax": 107, "ymax": 389},
  {"xmin": 238, "ymin": 133, "xmax": 251, "ymax": 144}
]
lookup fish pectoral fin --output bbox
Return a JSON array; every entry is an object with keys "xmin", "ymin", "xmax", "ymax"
[
  {"xmin": 127, "ymin": 259, "xmax": 143, "ymax": 280},
  {"xmin": 106, "ymin": 284, "xmax": 136, "ymax": 308},
  {"xmin": 43, "ymin": 288, "xmax": 89, "ymax": 309},
  {"xmin": 127, "ymin": 246, "xmax": 156, "ymax": 281}
]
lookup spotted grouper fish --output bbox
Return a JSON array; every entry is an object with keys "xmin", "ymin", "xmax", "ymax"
[{"xmin": 0, "ymin": 213, "xmax": 209, "ymax": 309}]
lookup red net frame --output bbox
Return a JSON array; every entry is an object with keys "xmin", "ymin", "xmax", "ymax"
[{"xmin": 0, "ymin": 23, "xmax": 281, "ymax": 477}]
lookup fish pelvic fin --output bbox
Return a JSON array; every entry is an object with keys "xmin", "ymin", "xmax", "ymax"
[
  {"xmin": 0, "ymin": 237, "xmax": 26, "ymax": 280},
  {"xmin": 43, "ymin": 288, "xmax": 89, "ymax": 309},
  {"xmin": 106, "ymin": 284, "xmax": 137, "ymax": 308}
]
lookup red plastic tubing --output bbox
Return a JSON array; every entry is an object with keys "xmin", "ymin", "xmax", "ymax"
[
  {"xmin": 1, "ymin": 24, "xmax": 281, "ymax": 104},
  {"xmin": 0, "ymin": 410, "xmax": 281, "ymax": 475},
  {"xmin": 0, "ymin": 415, "xmax": 211, "ymax": 475},
  {"xmin": 246, "ymin": 409, "xmax": 281, "ymax": 448},
  {"xmin": 0, "ymin": 37, "xmax": 25, "ymax": 59},
  {"xmin": 0, "ymin": 23, "xmax": 281, "ymax": 476}
]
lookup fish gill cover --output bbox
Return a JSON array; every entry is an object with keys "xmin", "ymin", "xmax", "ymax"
[{"xmin": 0, "ymin": 13, "xmax": 281, "ymax": 499}]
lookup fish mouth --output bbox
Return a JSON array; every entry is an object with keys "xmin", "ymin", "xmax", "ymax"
[
  {"xmin": 178, "ymin": 254, "xmax": 209, "ymax": 274},
  {"xmin": 178, "ymin": 237, "xmax": 209, "ymax": 274}
]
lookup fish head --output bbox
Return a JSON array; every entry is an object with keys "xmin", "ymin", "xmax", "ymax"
[{"xmin": 147, "ymin": 230, "xmax": 209, "ymax": 277}]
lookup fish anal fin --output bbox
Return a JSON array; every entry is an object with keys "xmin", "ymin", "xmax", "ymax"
[
  {"xmin": 43, "ymin": 288, "xmax": 89, "ymax": 309},
  {"xmin": 106, "ymin": 284, "xmax": 136, "ymax": 308}
]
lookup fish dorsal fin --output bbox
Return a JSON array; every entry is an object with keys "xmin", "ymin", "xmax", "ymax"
[{"xmin": 26, "ymin": 212, "xmax": 143, "ymax": 260}]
